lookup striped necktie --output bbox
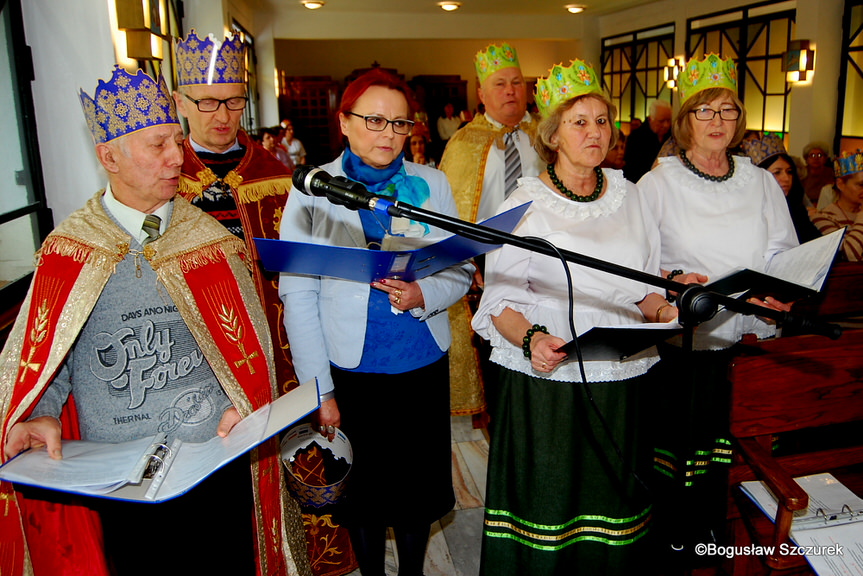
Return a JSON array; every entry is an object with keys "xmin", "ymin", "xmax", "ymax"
[
  {"xmin": 142, "ymin": 214, "xmax": 162, "ymax": 245},
  {"xmin": 504, "ymin": 130, "xmax": 522, "ymax": 199}
]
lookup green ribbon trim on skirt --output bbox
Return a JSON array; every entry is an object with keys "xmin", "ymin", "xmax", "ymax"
[{"xmin": 483, "ymin": 505, "xmax": 652, "ymax": 551}]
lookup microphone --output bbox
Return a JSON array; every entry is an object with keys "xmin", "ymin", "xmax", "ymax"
[{"xmin": 292, "ymin": 165, "xmax": 379, "ymax": 211}]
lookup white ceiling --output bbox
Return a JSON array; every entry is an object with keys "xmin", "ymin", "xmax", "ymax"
[{"xmin": 281, "ymin": 0, "xmax": 661, "ymax": 17}]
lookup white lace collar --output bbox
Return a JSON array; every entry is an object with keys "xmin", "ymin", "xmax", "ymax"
[
  {"xmin": 655, "ymin": 154, "xmax": 756, "ymax": 194},
  {"xmin": 515, "ymin": 168, "xmax": 628, "ymax": 223}
]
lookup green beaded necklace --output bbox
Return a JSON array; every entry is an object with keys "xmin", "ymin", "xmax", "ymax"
[
  {"xmin": 547, "ymin": 164, "xmax": 604, "ymax": 202},
  {"xmin": 679, "ymin": 149, "xmax": 735, "ymax": 183}
]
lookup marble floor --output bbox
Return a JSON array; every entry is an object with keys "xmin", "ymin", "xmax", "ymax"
[{"xmin": 344, "ymin": 415, "xmax": 489, "ymax": 576}]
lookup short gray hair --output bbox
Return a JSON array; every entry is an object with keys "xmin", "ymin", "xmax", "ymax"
[{"xmin": 649, "ymin": 99, "xmax": 672, "ymax": 118}]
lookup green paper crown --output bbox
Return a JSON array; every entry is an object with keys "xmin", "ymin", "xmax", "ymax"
[
  {"xmin": 175, "ymin": 30, "xmax": 246, "ymax": 87},
  {"xmin": 79, "ymin": 65, "xmax": 178, "ymax": 144},
  {"xmin": 474, "ymin": 43, "xmax": 520, "ymax": 83},
  {"xmin": 534, "ymin": 60, "xmax": 602, "ymax": 118},
  {"xmin": 678, "ymin": 53, "xmax": 738, "ymax": 104},
  {"xmin": 835, "ymin": 150, "xmax": 863, "ymax": 178}
]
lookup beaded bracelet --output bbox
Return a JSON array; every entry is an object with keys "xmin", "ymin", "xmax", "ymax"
[
  {"xmin": 522, "ymin": 324, "xmax": 549, "ymax": 359},
  {"xmin": 666, "ymin": 269, "xmax": 684, "ymax": 302}
]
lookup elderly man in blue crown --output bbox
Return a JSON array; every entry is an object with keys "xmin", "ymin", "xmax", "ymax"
[{"xmin": 0, "ymin": 66, "xmax": 311, "ymax": 576}]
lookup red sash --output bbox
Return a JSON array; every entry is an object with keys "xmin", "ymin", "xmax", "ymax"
[
  {"xmin": 1, "ymin": 249, "xmax": 110, "ymax": 576},
  {"xmin": 180, "ymin": 248, "xmax": 287, "ymax": 575}
]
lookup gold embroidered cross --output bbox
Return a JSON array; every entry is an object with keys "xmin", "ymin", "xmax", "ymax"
[
  {"xmin": 18, "ymin": 347, "xmax": 42, "ymax": 383},
  {"xmin": 234, "ymin": 345, "xmax": 259, "ymax": 375}
]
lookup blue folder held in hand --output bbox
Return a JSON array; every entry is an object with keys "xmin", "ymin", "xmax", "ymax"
[{"xmin": 255, "ymin": 202, "xmax": 531, "ymax": 283}]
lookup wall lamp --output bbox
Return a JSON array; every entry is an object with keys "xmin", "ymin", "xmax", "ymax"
[
  {"xmin": 301, "ymin": 1, "xmax": 325, "ymax": 9},
  {"xmin": 783, "ymin": 40, "xmax": 815, "ymax": 83},
  {"xmin": 664, "ymin": 57, "xmax": 684, "ymax": 89},
  {"xmin": 115, "ymin": 0, "xmax": 164, "ymax": 60}
]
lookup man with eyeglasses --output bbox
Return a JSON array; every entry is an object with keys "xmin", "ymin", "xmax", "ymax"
[
  {"xmin": 623, "ymin": 98, "xmax": 672, "ymax": 183},
  {"xmin": 173, "ymin": 31, "xmax": 299, "ymax": 399}
]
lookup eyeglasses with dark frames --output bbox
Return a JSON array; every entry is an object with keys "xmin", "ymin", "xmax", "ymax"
[
  {"xmin": 689, "ymin": 107, "xmax": 741, "ymax": 121},
  {"xmin": 347, "ymin": 112, "xmax": 415, "ymax": 135},
  {"xmin": 182, "ymin": 93, "xmax": 248, "ymax": 112}
]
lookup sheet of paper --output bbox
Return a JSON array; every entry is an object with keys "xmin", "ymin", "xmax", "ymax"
[
  {"xmin": 740, "ymin": 473, "xmax": 863, "ymax": 576},
  {"xmin": 0, "ymin": 435, "xmax": 157, "ymax": 495},
  {"xmin": 765, "ymin": 228, "xmax": 845, "ymax": 291}
]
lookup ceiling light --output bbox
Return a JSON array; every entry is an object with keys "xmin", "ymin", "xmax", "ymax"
[
  {"xmin": 438, "ymin": 2, "xmax": 462, "ymax": 11},
  {"xmin": 301, "ymin": 1, "xmax": 325, "ymax": 9},
  {"xmin": 565, "ymin": 4, "xmax": 586, "ymax": 13}
]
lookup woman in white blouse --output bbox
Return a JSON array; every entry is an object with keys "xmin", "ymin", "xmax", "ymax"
[
  {"xmin": 637, "ymin": 54, "xmax": 797, "ymax": 567},
  {"xmin": 472, "ymin": 60, "xmax": 677, "ymax": 575}
]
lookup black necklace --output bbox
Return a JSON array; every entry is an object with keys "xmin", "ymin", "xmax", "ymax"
[
  {"xmin": 679, "ymin": 149, "xmax": 735, "ymax": 182},
  {"xmin": 547, "ymin": 164, "xmax": 604, "ymax": 202}
]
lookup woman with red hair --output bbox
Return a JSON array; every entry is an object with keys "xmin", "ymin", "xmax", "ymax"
[{"xmin": 279, "ymin": 68, "xmax": 472, "ymax": 576}]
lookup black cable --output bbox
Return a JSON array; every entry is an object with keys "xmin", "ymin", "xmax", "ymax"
[{"xmin": 528, "ymin": 236, "xmax": 651, "ymax": 499}]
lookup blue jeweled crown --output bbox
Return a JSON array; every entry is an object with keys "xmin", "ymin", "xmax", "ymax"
[
  {"xmin": 175, "ymin": 30, "xmax": 246, "ymax": 86},
  {"xmin": 79, "ymin": 66, "xmax": 178, "ymax": 144},
  {"xmin": 741, "ymin": 132, "xmax": 786, "ymax": 167},
  {"xmin": 835, "ymin": 150, "xmax": 863, "ymax": 178}
]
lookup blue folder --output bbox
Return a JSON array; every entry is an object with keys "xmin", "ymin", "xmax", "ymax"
[{"xmin": 255, "ymin": 202, "xmax": 530, "ymax": 283}]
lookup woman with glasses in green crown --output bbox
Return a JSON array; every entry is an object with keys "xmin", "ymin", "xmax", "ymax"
[
  {"xmin": 471, "ymin": 60, "xmax": 682, "ymax": 575},
  {"xmin": 279, "ymin": 68, "xmax": 472, "ymax": 576},
  {"xmin": 637, "ymin": 54, "xmax": 798, "ymax": 567}
]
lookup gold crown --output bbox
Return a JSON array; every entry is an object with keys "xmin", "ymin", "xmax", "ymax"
[
  {"xmin": 474, "ymin": 43, "xmax": 520, "ymax": 83},
  {"xmin": 175, "ymin": 30, "xmax": 246, "ymax": 86},
  {"xmin": 678, "ymin": 53, "xmax": 738, "ymax": 103},
  {"xmin": 79, "ymin": 66, "xmax": 178, "ymax": 144},
  {"xmin": 534, "ymin": 60, "xmax": 602, "ymax": 118}
]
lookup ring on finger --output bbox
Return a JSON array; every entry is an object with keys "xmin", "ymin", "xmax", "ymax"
[
  {"xmin": 394, "ymin": 297, "xmax": 401, "ymax": 304},
  {"xmin": 394, "ymin": 289, "xmax": 402, "ymax": 297},
  {"xmin": 326, "ymin": 425, "xmax": 336, "ymax": 434},
  {"xmin": 319, "ymin": 425, "xmax": 326, "ymax": 433}
]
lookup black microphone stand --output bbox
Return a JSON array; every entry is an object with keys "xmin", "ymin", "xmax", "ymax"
[{"xmin": 366, "ymin": 195, "xmax": 842, "ymax": 340}]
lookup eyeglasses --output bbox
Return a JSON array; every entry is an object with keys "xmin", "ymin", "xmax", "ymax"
[
  {"xmin": 183, "ymin": 93, "xmax": 248, "ymax": 112},
  {"xmin": 689, "ymin": 107, "xmax": 741, "ymax": 121},
  {"xmin": 347, "ymin": 112, "xmax": 415, "ymax": 135},
  {"xmin": 807, "ymin": 152, "xmax": 826, "ymax": 159}
]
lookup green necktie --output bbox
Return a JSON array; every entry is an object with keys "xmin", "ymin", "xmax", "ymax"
[{"xmin": 142, "ymin": 214, "xmax": 161, "ymax": 245}]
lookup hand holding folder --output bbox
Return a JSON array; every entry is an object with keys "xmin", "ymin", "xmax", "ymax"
[
  {"xmin": 0, "ymin": 380, "xmax": 320, "ymax": 502},
  {"xmin": 255, "ymin": 202, "xmax": 531, "ymax": 283}
]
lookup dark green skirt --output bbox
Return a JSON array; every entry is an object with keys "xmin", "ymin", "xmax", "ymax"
[
  {"xmin": 651, "ymin": 343, "xmax": 736, "ymax": 565},
  {"xmin": 480, "ymin": 366, "xmax": 655, "ymax": 576}
]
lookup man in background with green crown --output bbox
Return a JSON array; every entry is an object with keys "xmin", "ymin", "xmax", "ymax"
[
  {"xmin": 0, "ymin": 65, "xmax": 311, "ymax": 576},
  {"xmin": 439, "ymin": 43, "xmax": 544, "ymax": 421}
]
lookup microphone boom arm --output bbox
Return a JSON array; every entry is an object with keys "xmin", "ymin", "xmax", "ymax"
[{"xmin": 369, "ymin": 196, "xmax": 842, "ymax": 340}]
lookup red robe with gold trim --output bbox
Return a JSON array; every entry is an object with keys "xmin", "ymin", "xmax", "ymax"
[
  {"xmin": 178, "ymin": 130, "xmax": 298, "ymax": 395},
  {"xmin": 179, "ymin": 134, "xmax": 360, "ymax": 576},
  {"xmin": 0, "ymin": 193, "xmax": 311, "ymax": 576}
]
